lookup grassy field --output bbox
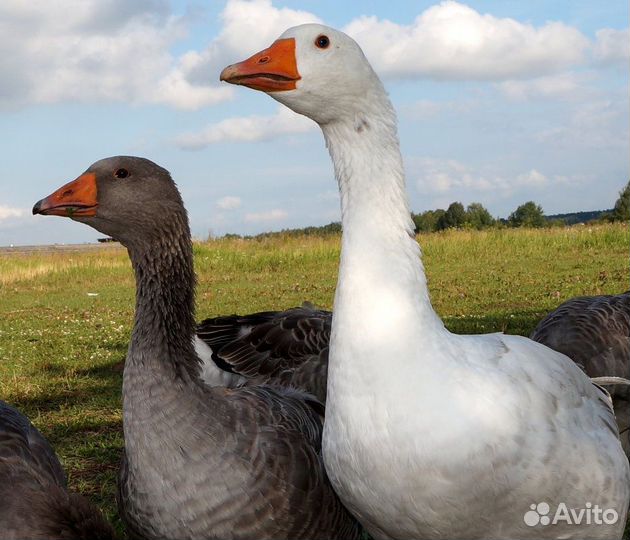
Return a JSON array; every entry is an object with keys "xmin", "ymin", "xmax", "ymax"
[{"xmin": 0, "ymin": 222, "xmax": 628, "ymax": 536}]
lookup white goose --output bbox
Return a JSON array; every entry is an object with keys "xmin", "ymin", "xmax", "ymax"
[{"xmin": 221, "ymin": 24, "xmax": 630, "ymax": 540}]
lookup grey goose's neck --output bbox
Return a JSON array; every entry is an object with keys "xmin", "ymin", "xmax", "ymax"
[{"xmin": 126, "ymin": 208, "xmax": 200, "ymax": 380}]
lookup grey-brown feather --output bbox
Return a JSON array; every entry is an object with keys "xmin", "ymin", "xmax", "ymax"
[
  {"xmin": 0, "ymin": 401, "xmax": 114, "ymax": 539},
  {"xmin": 118, "ymin": 378, "xmax": 358, "ymax": 540},
  {"xmin": 196, "ymin": 306, "xmax": 331, "ymax": 402},
  {"xmin": 531, "ymin": 291, "xmax": 630, "ymax": 456}
]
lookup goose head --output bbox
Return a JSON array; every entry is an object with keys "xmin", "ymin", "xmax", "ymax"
[
  {"xmin": 220, "ymin": 23, "xmax": 385, "ymax": 125},
  {"xmin": 33, "ymin": 156, "xmax": 185, "ymax": 246}
]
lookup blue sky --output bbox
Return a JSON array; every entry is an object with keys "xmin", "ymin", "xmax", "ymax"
[{"xmin": 0, "ymin": 0, "xmax": 627, "ymax": 245}]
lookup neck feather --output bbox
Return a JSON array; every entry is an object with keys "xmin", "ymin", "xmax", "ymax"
[
  {"xmin": 126, "ymin": 209, "xmax": 199, "ymax": 380},
  {"xmin": 322, "ymin": 94, "xmax": 444, "ymax": 365}
]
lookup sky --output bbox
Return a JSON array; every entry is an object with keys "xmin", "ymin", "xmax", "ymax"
[{"xmin": 0, "ymin": 0, "xmax": 627, "ymax": 245}]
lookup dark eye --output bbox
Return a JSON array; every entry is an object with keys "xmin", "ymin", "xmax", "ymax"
[
  {"xmin": 114, "ymin": 168, "xmax": 129, "ymax": 179},
  {"xmin": 315, "ymin": 35, "xmax": 330, "ymax": 49}
]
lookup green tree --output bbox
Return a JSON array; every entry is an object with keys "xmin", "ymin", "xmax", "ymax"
[
  {"xmin": 508, "ymin": 201, "xmax": 545, "ymax": 228},
  {"xmin": 437, "ymin": 202, "xmax": 466, "ymax": 230},
  {"xmin": 610, "ymin": 181, "xmax": 630, "ymax": 222},
  {"xmin": 465, "ymin": 202, "xmax": 495, "ymax": 229},
  {"xmin": 412, "ymin": 209, "xmax": 446, "ymax": 232}
]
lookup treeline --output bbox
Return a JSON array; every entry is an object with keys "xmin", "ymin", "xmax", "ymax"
[
  {"xmin": 221, "ymin": 181, "xmax": 629, "ymax": 239},
  {"xmin": 413, "ymin": 202, "xmax": 495, "ymax": 232},
  {"xmin": 606, "ymin": 180, "xmax": 630, "ymax": 223},
  {"xmin": 410, "ymin": 180, "xmax": 629, "ymax": 233},
  {"xmin": 223, "ymin": 221, "xmax": 342, "ymax": 241},
  {"xmin": 412, "ymin": 200, "xmax": 599, "ymax": 232},
  {"xmin": 544, "ymin": 210, "xmax": 608, "ymax": 225}
]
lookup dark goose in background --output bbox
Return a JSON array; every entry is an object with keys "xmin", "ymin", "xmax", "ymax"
[
  {"xmin": 196, "ymin": 304, "xmax": 331, "ymax": 403},
  {"xmin": 0, "ymin": 400, "xmax": 114, "ymax": 539},
  {"xmin": 33, "ymin": 156, "xmax": 361, "ymax": 540}
]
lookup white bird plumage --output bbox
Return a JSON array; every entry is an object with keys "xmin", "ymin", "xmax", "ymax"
[{"xmin": 221, "ymin": 23, "xmax": 630, "ymax": 540}]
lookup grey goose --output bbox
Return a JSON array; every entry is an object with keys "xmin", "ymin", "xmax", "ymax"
[{"xmin": 33, "ymin": 156, "xmax": 361, "ymax": 540}]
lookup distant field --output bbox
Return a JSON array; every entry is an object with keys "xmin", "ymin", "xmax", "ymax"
[{"xmin": 0, "ymin": 222, "xmax": 628, "ymax": 536}]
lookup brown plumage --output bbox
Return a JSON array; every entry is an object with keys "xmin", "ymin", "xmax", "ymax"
[
  {"xmin": 196, "ymin": 305, "xmax": 331, "ymax": 402},
  {"xmin": 0, "ymin": 400, "xmax": 115, "ymax": 540}
]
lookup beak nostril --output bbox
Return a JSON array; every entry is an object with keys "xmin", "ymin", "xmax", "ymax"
[
  {"xmin": 257, "ymin": 56, "xmax": 270, "ymax": 64},
  {"xmin": 62, "ymin": 189, "xmax": 73, "ymax": 197}
]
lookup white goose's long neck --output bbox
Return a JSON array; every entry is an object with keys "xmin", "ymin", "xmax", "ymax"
[{"xmin": 322, "ymin": 95, "xmax": 445, "ymax": 376}]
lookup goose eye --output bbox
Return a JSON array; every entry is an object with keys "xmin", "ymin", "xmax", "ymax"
[
  {"xmin": 315, "ymin": 35, "xmax": 330, "ymax": 49},
  {"xmin": 114, "ymin": 168, "xmax": 129, "ymax": 179}
]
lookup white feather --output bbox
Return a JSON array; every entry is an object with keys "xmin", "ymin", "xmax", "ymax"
[{"xmin": 193, "ymin": 336, "xmax": 245, "ymax": 388}]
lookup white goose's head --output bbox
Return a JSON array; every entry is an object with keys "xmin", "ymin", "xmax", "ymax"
[{"xmin": 220, "ymin": 23, "xmax": 385, "ymax": 125}]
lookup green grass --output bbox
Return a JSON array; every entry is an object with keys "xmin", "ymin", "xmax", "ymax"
[{"xmin": 0, "ymin": 222, "xmax": 628, "ymax": 536}]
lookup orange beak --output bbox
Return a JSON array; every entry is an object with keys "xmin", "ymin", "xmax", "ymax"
[
  {"xmin": 32, "ymin": 172, "xmax": 98, "ymax": 218},
  {"xmin": 220, "ymin": 38, "xmax": 300, "ymax": 92}
]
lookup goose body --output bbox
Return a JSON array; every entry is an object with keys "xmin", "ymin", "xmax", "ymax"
[
  {"xmin": 221, "ymin": 24, "xmax": 630, "ymax": 539},
  {"xmin": 531, "ymin": 292, "xmax": 630, "ymax": 456},
  {"xmin": 34, "ymin": 157, "xmax": 361, "ymax": 540},
  {"xmin": 196, "ymin": 304, "xmax": 331, "ymax": 402},
  {"xmin": 0, "ymin": 400, "xmax": 114, "ymax": 539}
]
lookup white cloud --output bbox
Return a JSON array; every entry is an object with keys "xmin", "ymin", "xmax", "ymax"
[
  {"xmin": 535, "ymin": 98, "xmax": 628, "ymax": 149},
  {"xmin": 412, "ymin": 157, "xmax": 490, "ymax": 193},
  {"xmin": 0, "ymin": 205, "xmax": 25, "ymax": 220},
  {"xmin": 499, "ymin": 73, "xmax": 587, "ymax": 101},
  {"xmin": 515, "ymin": 169, "xmax": 547, "ymax": 187},
  {"xmin": 411, "ymin": 157, "xmax": 558, "ymax": 196},
  {"xmin": 152, "ymin": 62, "xmax": 234, "ymax": 110},
  {"xmin": 176, "ymin": 106, "xmax": 314, "ymax": 149},
  {"xmin": 593, "ymin": 28, "xmax": 630, "ymax": 65},
  {"xmin": 344, "ymin": 1, "xmax": 589, "ymax": 80},
  {"xmin": 216, "ymin": 196, "xmax": 242, "ymax": 210},
  {"xmin": 0, "ymin": 0, "xmax": 233, "ymax": 110},
  {"xmin": 0, "ymin": 0, "xmax": 622, "ymax": 110},
  {"xmin": 0, "ymin": 0, "xmax": 317, "ymax": 110},
  {"xmin": 244, "ymin": 208, "xmax": 288, "ymax": 223}
]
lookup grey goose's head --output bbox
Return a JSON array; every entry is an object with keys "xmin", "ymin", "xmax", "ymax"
[{"xmin": 33, "ymin": 156, "xmax": 187, "ymax": 247}]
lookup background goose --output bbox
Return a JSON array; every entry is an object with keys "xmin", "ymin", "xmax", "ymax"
[
  {"xmin": 33, "ymin": 156, "xmax": 361, "ymax": 540},
  {"xmin": 196, "ymin": 304, "xmax": 331, "ymax": 402},
  {"xmin": 221, "ymin": 24, "xmax": 630, "ymax": 539},
  {"xmin": 0, "ymin": 400, "xmax": 114, "ymax": 539},
  {"xmin": 531, "ymin": 291, "xmax": 630, "ymax": 456}
]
